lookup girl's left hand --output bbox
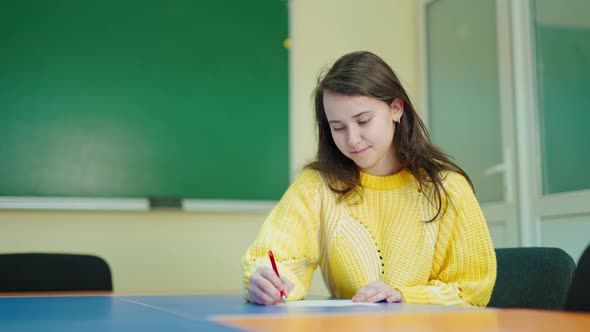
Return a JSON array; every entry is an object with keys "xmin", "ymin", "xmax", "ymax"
[{"xmin": 352, "ymin": 280, "xmax": 404, "ymax": 303}]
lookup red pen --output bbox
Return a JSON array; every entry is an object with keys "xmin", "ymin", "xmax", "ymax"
[{"xmin": 268, "ymin": 250, "xmax": 287, "ymax": 303}]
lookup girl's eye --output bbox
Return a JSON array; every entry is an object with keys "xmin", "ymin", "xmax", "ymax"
[
  {"xmin": 332, "ymin": 127, "xmax": 345, "ymax": 131},
  {"xmin": 358, "ymin": 118, "xmax": 371, "ymax": 125}
]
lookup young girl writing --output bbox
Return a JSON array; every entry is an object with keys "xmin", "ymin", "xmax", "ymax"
[{"xmin": 242, "ymin": 51, "xmax": 496, "ymax": 306}]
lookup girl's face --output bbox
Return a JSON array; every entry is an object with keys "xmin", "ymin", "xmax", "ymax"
[{"xmin": 323, "ymin": 92, "xmax": 403, "ymax": 176}]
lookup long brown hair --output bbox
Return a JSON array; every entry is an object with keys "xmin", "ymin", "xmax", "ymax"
[{"xmin": 306, "ymin": 51, "xmax": 473, "ymax": 222}]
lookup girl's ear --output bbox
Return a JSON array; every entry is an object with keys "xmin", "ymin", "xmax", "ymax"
[{"xmin": 390, "ymin": 98, "xmax": 404, "ymax": 123}]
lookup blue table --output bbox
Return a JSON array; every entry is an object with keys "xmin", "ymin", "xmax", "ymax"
[
  {"xmin": 0, "ymin": 293, "xmax": 462, "ymax": 332},
  {"xmin": 3, "ymin": 294, "xmax": 588, "ymax": 331}
]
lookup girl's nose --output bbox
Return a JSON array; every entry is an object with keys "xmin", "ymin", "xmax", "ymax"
[{"xmin": 347, "ymin": 126, "xmax": 362, "ymax": 146}]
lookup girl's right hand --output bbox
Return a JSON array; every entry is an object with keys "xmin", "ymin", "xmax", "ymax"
[{"xmin": 248, "ymin": 266, "xmax": 294, "ymax": 305}]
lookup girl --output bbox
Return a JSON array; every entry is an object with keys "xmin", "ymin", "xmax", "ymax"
[{"xmin": 242, "ymin": 51, "xmax": 496, "ymax": 306}]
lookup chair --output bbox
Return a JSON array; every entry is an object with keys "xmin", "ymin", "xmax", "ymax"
[
  {"xmin": 564, "ymin": 244, "xmax": 590, "ymax": 312},
  {"xmin": 488, "ymin": 247, "xmax": 575, "ymax": 310},
  {"xmin": 0, "ymin": 253, "xmax": 113, "ymax": 292}
]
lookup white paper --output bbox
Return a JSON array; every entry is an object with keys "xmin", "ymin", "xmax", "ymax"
[{"xmin": 281, "ymin": 300, "xmax": 381, "ymax": 307}]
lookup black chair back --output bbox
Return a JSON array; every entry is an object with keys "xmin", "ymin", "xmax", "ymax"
[
  {"xmin": 564, "ymin": 244, "xmax": 590, "ymax": 312},
  {"xmin": 0, "ymin": 253, "xmax": 112, "ymax": 292},
  {"xmin": 488, "ymin": 247, "xmax": 575, "ymax": 310}
]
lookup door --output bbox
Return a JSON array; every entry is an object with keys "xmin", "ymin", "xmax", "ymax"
[
  {"xmin": 421, "ymin": 0, "xmax": 519, "ymax": 247},
  {"xmin": 513, "ymin": 0, "xmax": 590, "ymax": 260}
]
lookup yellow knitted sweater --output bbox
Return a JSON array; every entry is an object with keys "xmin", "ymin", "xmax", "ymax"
[{"xmin": 242, "ymin": 168, "xmax": 496, "ymax": 306}]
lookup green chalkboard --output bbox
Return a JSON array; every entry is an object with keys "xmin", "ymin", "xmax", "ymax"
[{"xmin": 0, "ymin": 0, "xmax": 289, "ymax": 200}]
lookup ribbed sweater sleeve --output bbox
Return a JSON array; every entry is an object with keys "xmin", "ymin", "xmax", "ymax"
[
  {"xmin": 395, "ymin": 174, "xmax": 497, "ymax": 306},
  {"xmin": 241, "ymin": 170, "xmax": 321, "ymax": 302}
]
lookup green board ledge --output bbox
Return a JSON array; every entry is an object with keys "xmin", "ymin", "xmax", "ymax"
[{"xmin": 0, "ymin": 197, "xmax": 277, "ymax": 212}]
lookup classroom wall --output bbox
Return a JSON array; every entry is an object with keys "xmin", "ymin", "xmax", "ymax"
[
  {"xmin": 0, "ymin": 0, "xmax": 418, "ymax": 295},
  {"xmin": 0, "ymin": 211, "xmax": 264, "ymax": 293}
]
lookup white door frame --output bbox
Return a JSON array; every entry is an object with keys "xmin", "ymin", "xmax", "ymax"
[{"xmin": 512, "ymin": 0, "xmax": 590, "ymax": 258}]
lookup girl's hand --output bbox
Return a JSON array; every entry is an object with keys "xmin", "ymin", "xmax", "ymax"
[
  {"xmin": 352, "ymin": 280, "xmax": 403, "ymax": 303},
  {"xmin": 248, "ymin": 266, "xmax": 294, "ymax": 305}
]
